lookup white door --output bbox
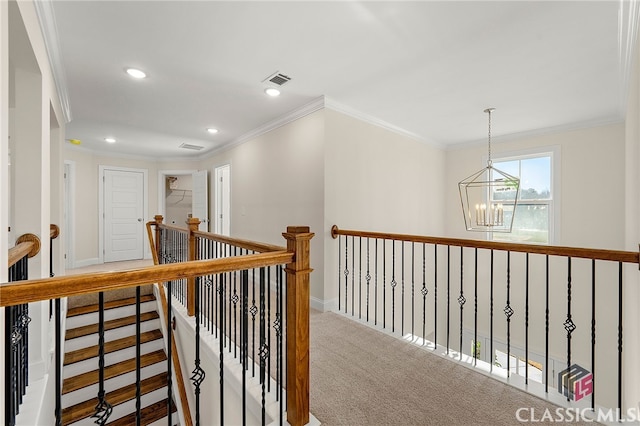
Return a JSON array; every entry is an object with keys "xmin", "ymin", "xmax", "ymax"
[
  {"xmin": 104, "ymin": 169, "xmax": 144, "ymax": 262},
  {"xmin": 214, "ymin": 165, "xmax": 230, "ymax": 236},
  {"xmin": 192, "ymin": 170, "xmax": 208, "ymax": 231}
]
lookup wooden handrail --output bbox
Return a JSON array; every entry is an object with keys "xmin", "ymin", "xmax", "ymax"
[
  {"xmin": 331, "ymin": 225, "xmax": 640, "ymax": 265},
  {"xmin": 50, "ymin": 224, "xmax": 60, "ymax": 239},
  {"xmin": 192, "ymin": 230, "xmax": 286, "ymax": 253},
  {"xmin": 0, "ymin": 251, "xmax": 294, "ymax": 307},
  {"xmin": 8, "ymin": 233, "xmax": 41, "ymax": 268}
]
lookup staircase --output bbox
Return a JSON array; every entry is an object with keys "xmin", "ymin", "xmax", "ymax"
[{"xmin": 61, "ymin": 293, "xmax": 178, "ymax": 425}]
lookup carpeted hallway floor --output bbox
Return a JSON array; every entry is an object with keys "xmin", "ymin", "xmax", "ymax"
[{"xmin": 309, "ymin": 310, "xmax": 594, "ymax": 426}]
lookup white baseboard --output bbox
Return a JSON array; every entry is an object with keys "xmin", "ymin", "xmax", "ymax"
[
  {"xmin": 73, "ymin": 257, "xmax": 100, "ymax": 268},
  {"xmin": 310, "ymin": 297, "xmax": 337, "ymax": 313}
]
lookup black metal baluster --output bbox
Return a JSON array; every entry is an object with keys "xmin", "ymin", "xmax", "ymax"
[
  {"xmin": 490, "ymin": 250, "xmax": 494, "ymax": 373},
  {"xmin": 267, "ymin": 265, "xmax": 272, "ymax": 393},
  {"xmin": 359, "ymin": 237, "xmax": 362, "ymax": 320},
  {"xmin": 525, "ymin": 253, "xmax": 529, "ymax": 384},
  {"xmin": 591, "ymin": 259, "xmax": 596, "ymax": 410},
  {"xmin": 411, "ymin": 242, "xmax": 415, "ymax": 339},
  {"xmin": 617, "ymin": 262, "xmax": 623, "ymax": 416},
  {"xmin": 447, "ymin": 245, "xmax": 450, "ymax": 355},
  {"xmin": 136, "ymin": 286, "xmax": 141, "ymax": 426},
  {"xmin": 242, "ymin": 270, "xmax": 249, "ymax": 426},
  {"xmin": 55, "ymin": 297, "xmax": 61, "ymax": 426},
  {"xmin": 167, "ymin": 279, "xmax": 173, "ymax": 426},
  {"xmin": 219, "ymin": 271, "xmax": 225, "ymax": 426},
  {"xmin": 6, "ymin": 306, "xmax": 14, "ymax": 426},
  {"xmin": 366, "ymin": 238, "xmax": 371, "ymax": 322},
  {"xmin": 434, "ymin": 244, "xmax": 437, "ymax": 347},
  {"xmin": 191, "ymin": 277, "xmax": 205, "ymax": 426},
  {"xmin": 278, "ymin": 265, "xmax": 284, "ymax": 425},
  {"xmin": 233, "ymin": 247, "xmax": 238, "ymax": 359},
  {"xmin": 458, "ymin": 247, "xmax": 465, "ymax": 357},
  {"xmin": 92, "ymin": 292, "xmax": 112, "ymax": 425},
  {"xmin": 564, "ymin": 257, "xmax": 575, "ymax": 401},
  {"xmin": 351, "ymin": 236, "xmax": 355, "ymax": 316},
  {"xmin": 251, "ymin": 267, "xmax": 257, "ymax": 377},
  {"xmin": 338, "ymin": 236, "xmax": 341, "ymax": 312},
  {"xmin": 391, "ymin": 240, "xmax": 397, "ymax": 333},
  {"xmin": 402, "ymin": 242, "xmax": 405, "ymax": 336},
  {"xmin": 259, "ymin": 268, "xmax": 268, "ymax": 426},
  {"xmin": 422, "ymin": 243, "xmax": 427, "ymax": 345},
  {"xmin": 505, "ymin": 251, "xmax": 513, "ymax": 378},
  {"xmin": 344, "ymin": 236, "xmax": 349, "ymax": 314},
  {"xmin": 374, "ymin": 239, "xmax": 378, "ymax": 326},
  {"xmin": 474, "ymin": 248, "xmax": 478, "ymax": 366},
  {"xmin": 383, "ymin": 241, "xmax": 386, "ymax": 329},
  {"xmin": 545, "ymin": 255, "xmax": 549, "ymax": 393}
]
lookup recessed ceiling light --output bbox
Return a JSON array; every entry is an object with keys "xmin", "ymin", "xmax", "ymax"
[
  {"xmin": 105, "ymin": 137, "xmax": 116, "ymax": 143},
  {"xmin": 265, "ymin": 88, "xmax": 280, "ymax": 97},
  {"xmin": 125, "ymin": 68, "xmax": 147, "ymax": 79},
  {"xmin": 207, "ymin": 128, "xmax": 219, "ymax": 134}
]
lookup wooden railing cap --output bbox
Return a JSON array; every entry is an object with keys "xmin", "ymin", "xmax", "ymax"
[{"xmin": 16, "ymin": 233, "xmax": 41, "ymax": 258}]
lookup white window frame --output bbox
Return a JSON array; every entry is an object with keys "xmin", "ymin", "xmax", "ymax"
[{"xmin": 486, "ymin": 146, "xmax": 561, "ymax": 245}]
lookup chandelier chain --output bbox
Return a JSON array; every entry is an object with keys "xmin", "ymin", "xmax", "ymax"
[{"xmin": 485, "ymin": 108, "xmax": 494, "ymax": 166}]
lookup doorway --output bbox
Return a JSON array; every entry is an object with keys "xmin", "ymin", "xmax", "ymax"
[
  {"xmin": 99, "ymin": 166, "xmax": 148, "ymax": 263},
  {"xmin": 158, "ymin": 170, "xmax": 209, "ymax": 230}
]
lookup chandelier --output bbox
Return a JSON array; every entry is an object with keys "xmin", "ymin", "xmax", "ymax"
[{"xmin": 458, "ymin": 108, "xmax": 520, "ymax": 232}]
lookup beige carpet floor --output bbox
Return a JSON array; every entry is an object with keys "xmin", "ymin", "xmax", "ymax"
[{"xmin": 309, "ymin": 310, "xmax": 594, "ymax": 426}]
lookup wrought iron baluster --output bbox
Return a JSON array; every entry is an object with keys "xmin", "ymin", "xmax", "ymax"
[
  {"xmin": 458, "ymin": 247, "xmax": 465, "ymax": 357},
  {"xmin": 383, "ymin": 241, "xmax": 386, "ymax": 329},
  {"xmin": 474, "ymin": 248, "xmax": 478, "ymax": 366},
  {"xmin": 617, "ymin": 262, "xmax": 623, "ymax": 416},
  {"xmin": 92, "ymin": 292, "xmax": 112, "ymax": 425},
  {"xmin": 167, "ymin": 279, "xmax": 173, "ymax": 426},
  {"xmin": 366, "ymin": 238, "xmax": 371, "ymax": 322},
  {"xmin": 55, "ymin": 297, "xmax": 62, "ymax": 426},
  {"xmin": 374, "ymin": 239, "xmax": 378, "ymax": 326},
  {"xmin": 525, "ymin": 253, "xmax": 529, "ymax": 384},
  {"xmin": 446, "ymin": 245, "xmax": 450, "ymax": 355},
  {"xmin": 401, "ymin": 242, "xmax": 405, "ymax": 336},
  {"xmin": 251, "ymin": 267, "xmax": 257, "ymax": 377},
  {"xmin": 278, "ymin": 265, "xmax": 284, "ymax": 425},
  {"xmin": 259, "ymin": 267, "xmax": 268, "ymax": 426},
  {"xmin": 490, "ymin": 250, "xmax": 494, "ymax": 373},
  {"xmin": 338, "ymin": 236, "xmax": 341, "ymax": 312},
  {"xmin": 136, "ymin": 286, "xmax": 141, "ymax": 426},
  {"xmin": 545, "ymin": 255, "xmax": 549, "ymax": 393},
  {"xmin": 233, "ymin": 247, "xmax": 238, "ymax": 359},
  {"xmin": 344, "ymin": 236, "xmax": 349, "ymax": 314},
  {"xmin": 242, "ymin": 270, "xmax": 249, "ymax": 426},
  {"xmin": 359, "ymin": 237, "xmax": 362, "ymax": 320},
  {"xmin": 434, "ymin": 244, "xmax": 437, "ymax": 347},
  {"xmin": 505, "ymin": 251, "xmax": 513, "ymax": 378},
  {"xmin": 591, "ymin": 259, "xmax": 596, "ymax": 410},
  {"xmin": 391, "ymin": 240, "xmax": 397, "ymax": 333},
  {"xmin": 219, "ymin": 272, "xmax": 225, "ymax": 426},
  {"xmin": 411, "ymin": 242, "xmax": 415, "ymax": 339},
  {"xmin": 267, "ymin": 265, "xmax": 272, "ymax": 392},
  {"xmin": 564, "ymin": 257, "xmax": 575, "ymax": 401},
  {"xmin": 422, "ymin": 243, "xmax": 427, "ymax": 345},
  {"xmin": 191, "ymin": 277, "xmax": 205, "ymax": 426},
  {"xmin": 351, "ymin": 236, "xmax": 355, "ymax": 316}
]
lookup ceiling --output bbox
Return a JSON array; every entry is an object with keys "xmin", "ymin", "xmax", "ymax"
[{"xmin": 46, "ymin": 1, "xmax": 637, "ymax": 159}]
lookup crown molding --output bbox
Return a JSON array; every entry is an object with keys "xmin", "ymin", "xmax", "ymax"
[
  {"xmin": 323, "ymin": 97, "xmax": 444, "ymax": 149},
  {"xmin": 34, "ymin": 0, "xmax": 72, "ymax": 123},
  {"xmin": 202, "ymin": 96, "xmax": 326, "ymax": 159},
  {"xmin": 446, "ymin": 116, "xmax": 624, "ymax": 151},
  {"xmin": 618, "ymin": 0, "xmax": 640, "ymax": 116},
  {"xmin": 64, "ymin": 143, "xmax": 202, "ymax": 163}
]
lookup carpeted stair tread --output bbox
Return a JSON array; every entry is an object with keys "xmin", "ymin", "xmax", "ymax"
[
  {"xmin": 64, "ymin": 330, "xmax": 163, "ymax": 365},
  {"xmin": 67, "ymin": 294, "xmax": 156, "ymax": 318},
  {"xmin": 62, "ymin": 350, "xmax": 167, "ymax": 394},
  {"xmin": 61, "ymin": 373, "xmax": 168, "ymax": 425},
  {"xmin": 106, "ymin": 398, "xmax": 176, "ymax": 426},
  {"xmin": 66, "ymin": 311, "xmax": 159, "ymax": 340}
]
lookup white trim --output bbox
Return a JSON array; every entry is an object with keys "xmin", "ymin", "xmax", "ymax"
[
  {"xmin": 64, "ymin": 143, "xmax": 202, "ymax": 162},
  {"xmin": 33, "ymin": 0, "xmax": 71, "ymax": 123},
  {"xmin": 98, "ymin": 165, "xmax": 149, "ymax": 263},
  {"xmin": 447, "ymin": 117, "xmax": 623, "ymax": 151},
  {"xmin": 323, "ymin": 97, "xmax": 442, "ymax": 148},
  {"xmin": 310, "ymin": 296, "xmax": 337, "ymax": 313},
  {"xmin": 202, "ymin": 96, "xmax": 326, "ymax": 159},
  {"xmin": 213, "ymin": 164, "xmax": 231, "ymax": 236},
  {"xmin": 64, "ymin": 160, "xmax": 75, "ymax": 269},
  {"xmin": 618, "ymin": 0, "xmax": 640, "ymax": 116}
]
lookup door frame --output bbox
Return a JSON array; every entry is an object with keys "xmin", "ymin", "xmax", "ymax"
[
  {"xmin": 157, "ymin": 169, "xmax": 197, "ymax": 223},
  {"xmin": 64, "ymin": 160, "xmax": 75, "ymax": 269},
  {"xmin": 99, "ymin": 165, "xmax": 149, "ymax": 263},
  {"xmin": 214, "ymin": 163, "xmax": 231, "ymax": 236}
]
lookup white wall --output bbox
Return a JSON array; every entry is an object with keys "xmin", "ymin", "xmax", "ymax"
[
  {"xmin": 200, "ymin": 110, "xmax": 326, "ymax": 301},
  {"xmin": 324, "ymin": 108, "xmax": 446, "ymax": 309}
]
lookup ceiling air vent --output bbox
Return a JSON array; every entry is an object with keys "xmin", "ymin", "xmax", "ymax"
[
  {"xmin": 263, "ymin": 71, "xmax": 291, "ymax": 86},
  {"xmin": 179, "ymin": 143, "xmax": 204, "ymax": 151}
]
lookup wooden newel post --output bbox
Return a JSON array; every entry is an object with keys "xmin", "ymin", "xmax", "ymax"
[
  {"xmin": 283, "ymin": 226, "xmax": 314, "ymax": 426},
  {"xmin": 154, "ymin": 215, "xmax": 164, "ymax": 261},
  {"xmin": 186, "ymin": 217, "xmax": 201, "ymax": 317}
]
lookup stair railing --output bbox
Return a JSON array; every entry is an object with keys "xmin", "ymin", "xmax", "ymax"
[
  {"xmin": 5, "ymin": 232, "xmax": 41, "ymax": 426},
  {"xmin": 332, "ymin": 225, "xmax": 639, "ymax": 420},
  {"xmin": 1, "ymin": 221, "xmax": 313, "ymax": 426}
]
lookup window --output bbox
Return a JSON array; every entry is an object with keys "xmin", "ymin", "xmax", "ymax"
[{"xmin": 490, "ymin": 151, "xmax": 556, "ymax": 244}]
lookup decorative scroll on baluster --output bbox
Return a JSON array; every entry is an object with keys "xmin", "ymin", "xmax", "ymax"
[
  {"xmin": 92, "ymin": 292, "xmax": 113, "ymax": 425},
  {"xmin": 390, "ymin": 241, "xmax": 397, "ymax": 333},
  {"xmin": 421, "ymin": 243, "xmax": 428, "ymax": 345},
  {"xmin": 458, "ymin": 247, "xmax": 465, "ymax": 356},
  {"xmin": 563, "ymin": 257, "xmax": 576, "ymax": 401},
  {"xmin": 191, "ymin": 276, "xmax": 205, "ymax": 426},
  {"xmin": 504, "ymin": 251, "xmax": 514, "ymax": 377},
  {"xmin": 366, "ymin": 238, "xmax": 371, "ymax": 322},
  {"xmin": 259, "ymin": 267, "xmax": 269, "ymax": 425}
]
